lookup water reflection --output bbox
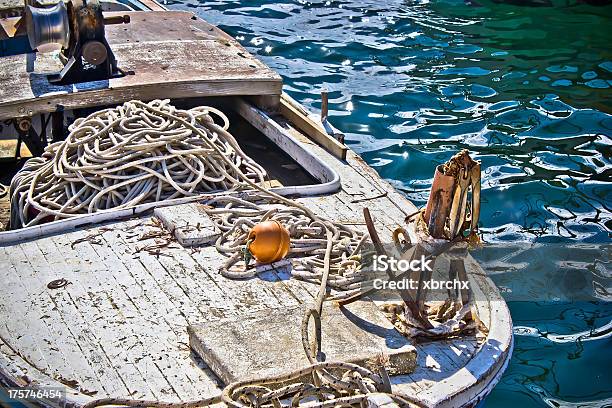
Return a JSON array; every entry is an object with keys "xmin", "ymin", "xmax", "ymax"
[{"xmin": 172, "ymin": 0, "xmax": 610, "ymax": 242}]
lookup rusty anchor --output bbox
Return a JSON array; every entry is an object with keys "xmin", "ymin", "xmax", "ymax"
[{"xmin": 425, "ymin": 149, "xmax": 481, "ymax": 240}]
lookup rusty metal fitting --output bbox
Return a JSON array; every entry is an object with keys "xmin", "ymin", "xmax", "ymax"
[
  {"xmin": 82, "ymin": 40, "xmax": 108, "ymax": 65},
  {"xmin": 17, "ymin": 117, "xmax": 32, "ymax": 132}
]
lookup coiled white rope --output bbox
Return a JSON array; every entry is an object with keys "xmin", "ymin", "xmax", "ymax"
[
  {"xmin": 201, "ymin": 194, "xmax": 370, "ymax": 298},
  {"xmin": 9, "ymin": 100, "xmax": 266, "ymax": 228}
]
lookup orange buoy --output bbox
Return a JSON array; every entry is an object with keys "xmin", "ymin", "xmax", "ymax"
[{"xmin": 247, "ymin": 220, "xmax": 291, "ymax": 264}]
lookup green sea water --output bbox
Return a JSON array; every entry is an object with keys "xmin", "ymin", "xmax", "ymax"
[{"xmin": 165, "ymin": 0, "xmax": 612, "ymax": 405}]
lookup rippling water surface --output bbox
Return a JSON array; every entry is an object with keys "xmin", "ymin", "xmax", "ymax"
[{"xmin": 166, "ymin": 0, "xmax": 612, "ymax": 405}]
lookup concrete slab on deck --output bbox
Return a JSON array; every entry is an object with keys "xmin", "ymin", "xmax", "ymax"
[{"xmin": 188, "ymin": 300, "xmax": 417, "ymax": 384}]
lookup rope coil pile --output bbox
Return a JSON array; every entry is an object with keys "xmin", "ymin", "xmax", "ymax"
[
  {"xmin": 10, "ymin": 100, "xmax": 266, "ymax": 228},
  {"xmin": 201, "ymin": 195, "xmax": 369, "ymax": 298}
]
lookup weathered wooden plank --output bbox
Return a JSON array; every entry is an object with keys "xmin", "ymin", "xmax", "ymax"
[
  {"xmin": 14, "ymin": 243, "xmax": 108, "ymax": 395},
  {"xmin": 105, "ymin": 220, "xmax": 197, "ymax": 329},
  {"xmin": 347, "ymin": 151, "xmax": 419, "ymax": 219},
  {"xmin": 2, "ymin": 240, "xmax": 128, "ymax": 397},
  {"xmin": 300, "ymin": 196, "xmax": 367, "ymax": 230},
  {"xmin": 336, "ymin": 192, "xmax": 401, "ymax": 237},
  {"xmin": 0, "ymin": 336, "xmax": 93, "ymax": 407},
  {"xmin": 0, "ymin": 35, "xmax": 282, "ymax": 120},
  {"xmin": 0, "ymin": 247, "xmax": 54, "ymax": 378},
  {"xmin": 263, "ymin": 267, "xmax": 317, "ymax": 304},
  {"xmin": 137, "ymin": 0, "xmax": 167, "ymax": 11},
  {"xmin": 439, "ymin": 338, "xmax": 477, "ymax": 367},
  {"xmin": 233, "ymin": 99, "xmax": 339, "ymax": 194},
  {"xmin": 31, "ymin": 238, "xmax": 133, "ymax": 397},
  {"xmin": 172, "ymin": 246, "xmax": 299, "ymax": 318},
  {"xmin": 99, "ymin": 224, "xmax": 221, "ymax": 393},
  {"xmin": 300, "ymin": 193, "xmax": 397, "ymax": 245},
  {"xmin": 261, "ymin": 109, "xmax": 413, "ymax": 236},
  {"xmin": 279, "ymin": 93, "xmax": 347, "ymax": 160},
  {"xmin": 333, "ymin": 159, "xmax": 386, "ymax": 198},
  {"xmin": 66, "ymin": 230, "xmax": 185, "ymax": 401},
  {"xmin": 154, "ymin": 203, "xmax": 221, "ymax": 247},
  {"xmin": 129, "ymin": 210, "xmax": 298, "ymax": 316},
  {"xmin": 3, "ymin": 243, "xmax": 98, "ymax": 398},
  {"xmin": 149, "ymin": 249, "xmax": 239, "ymax": 320},
  {"xmin": 285, "ymin": 123, "xmax": 416, "ymax": 225},
  {"xmin": 103, "ymin": 11, "xmax": 234, "ymax": 45},
  {"xmin": 74, "ymin": 229, "xmax": 203, "ymax": 401},
  {"xmin": 126, "ymin": 223, "xmax": 214, "ymax": 322},
  {"xmin": 410, "ymin": 340, "xmax": 475, "ymax": 391},
  {"xmin": 189, "ymin": 301, "xmax": 417, "ymax": 384},
  {"xmin": 0, "ymin": 337, "xmax": 40, "ymax": 388},
  {"xmin": 45, "ymin": 232, "xmax": 161, "ymax": 400}
]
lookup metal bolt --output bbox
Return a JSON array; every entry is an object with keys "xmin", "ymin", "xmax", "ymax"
[
  {"xmin": 82, "ymin": 41, "xmax": 108, "ymax": 65},
  {"xmin": 17, "ymin": 118, "xmax": 31, "ymax": 132}
]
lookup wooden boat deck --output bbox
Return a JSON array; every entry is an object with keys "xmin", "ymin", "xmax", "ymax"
[
  {"xmin": 0, "ymin": 121, "xmax": 512, "ymax": 407},
  {"xmin": 0, "ymin": 11, "xmax": 282, "ymax": 120}
]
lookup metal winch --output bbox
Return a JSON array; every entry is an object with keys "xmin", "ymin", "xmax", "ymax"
[{"xmin": 25, "ymin": 0, "xmax": 129, "ymax": 84}]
